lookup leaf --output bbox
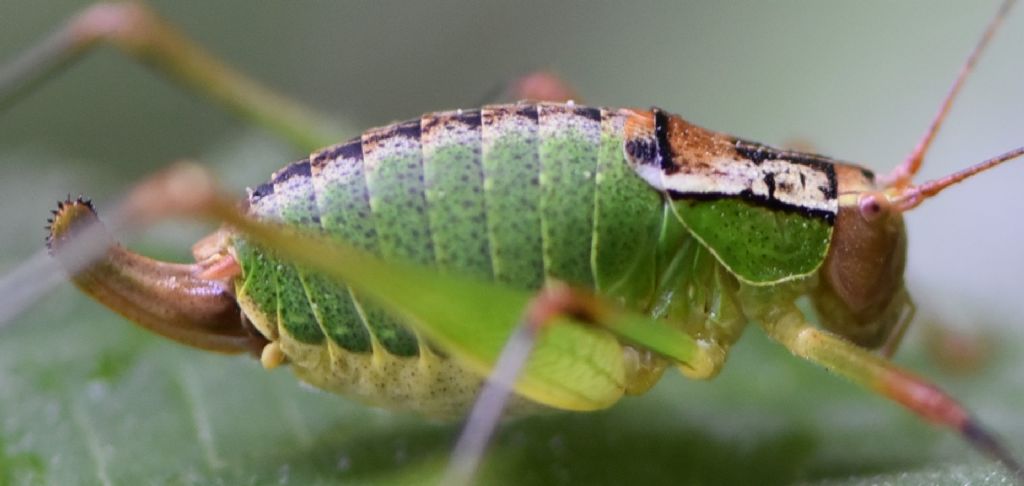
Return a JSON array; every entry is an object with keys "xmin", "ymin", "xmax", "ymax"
[
  {"xmin": 1, "ymin": 140, "xmax": 1022, "ymax": 485},
  {"xmin": 3, "ymin": 290, "xmax": 1023, "ymax": 485}
]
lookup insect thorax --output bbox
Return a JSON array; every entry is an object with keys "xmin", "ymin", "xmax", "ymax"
[{"xmin": 619, "ymin": 106, "xmax": 911, "ymax": 349}]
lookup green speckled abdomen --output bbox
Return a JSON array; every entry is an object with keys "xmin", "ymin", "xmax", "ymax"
[{"xmin": 233, "ymin": 102, "xmax": 670, "ymax": 416}]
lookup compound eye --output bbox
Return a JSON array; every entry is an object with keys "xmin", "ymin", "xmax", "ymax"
[{"xmin": 858, "ymin": 192, "xmax": 889, "ymax": 222}]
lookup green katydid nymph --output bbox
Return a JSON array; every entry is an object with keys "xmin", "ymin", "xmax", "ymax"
[{"xmin": 3, "ymin": 1, "xmax": 1024, "ymax": 483}]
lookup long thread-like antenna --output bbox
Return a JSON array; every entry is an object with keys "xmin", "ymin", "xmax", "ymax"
[
  {"xmin": 884, "ymin": 0, "xmax": 1017, "ymax": 188},
  {"xmin": 891, "ymin": 146, "xmax": 1024, "ymax": 211}
]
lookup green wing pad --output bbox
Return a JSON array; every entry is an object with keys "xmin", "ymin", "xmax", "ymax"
[
  {"xmin": 312, "ymin": 140, "xmax": 419, "ymax": 357},
  {"xmin": 537, "ymin": 103, "xmax": 600, "ymax": 287},
  {"xmin": 673, "ymin": 198, "xmax": 832, "ymax": 284},
  {"xmin": 421, "ymin": 109, "xmax": 493, "ymax": 281},
  {"xmin": 591, "ymin": 109, "xmax": 662, "ymax": 306},
  {"xmin": 481, "ymin": 104, "xmax": 544, "ymax": 290}
]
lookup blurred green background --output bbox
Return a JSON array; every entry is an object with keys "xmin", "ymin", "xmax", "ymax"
[{"xmin": 0, "ymin": 1, "xmax": 1022, "ymax": 484}]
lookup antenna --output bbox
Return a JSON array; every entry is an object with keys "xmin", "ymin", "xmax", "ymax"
[
  {"xmin": 891, "ymin": 146, "xmax": 1024, "ymax": 211},
  {"xmin": 884, "ymin": 0, "xmax": 1017, "ymax": 188}
]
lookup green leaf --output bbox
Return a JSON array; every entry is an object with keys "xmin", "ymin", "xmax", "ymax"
[
  {"xmin": 1, "ymin": 139, "xmax": 1022, "ymax": 485},
  {"xmin": 3, "ymin": 289, "xmax": 1023, "ymax": 485}
]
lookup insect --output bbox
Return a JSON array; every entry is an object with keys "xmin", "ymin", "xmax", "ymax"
[{"xmin": 0, "ymin": 1, "xmax": 1019, "ymax": 484}]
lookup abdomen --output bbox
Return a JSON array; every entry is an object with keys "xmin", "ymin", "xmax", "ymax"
[{"xmin": 232, "ymin": 102, "xmax": 664, "ymax": 416}]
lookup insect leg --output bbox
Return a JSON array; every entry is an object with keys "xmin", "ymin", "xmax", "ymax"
[
  {"xmin": 442, "ymin": 283, "xmax": 591, "ymax": 486},
  {"xmin": 0, "ymin": 2, "xmax": 347, "ymax": 151},
  {"xmin": 922, "ymin": 320, "xmax": 994, "ymax": 375},
  {"xmin": 761, "ymin": 305, "xmax": 1023, "ymax": 480},
  {"xmin": 878, "ymin": 291, "xmax": 915, "ymax": 358},
  {"xmin": 505, "ymin": 70, "xmax": 581, "ymax": 103},
  {"xmin": 476, "ymin": 70, "xmax": 581, "ymax": 106}
]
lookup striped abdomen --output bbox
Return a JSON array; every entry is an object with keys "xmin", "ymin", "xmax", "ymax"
[{"xmin": 233, "ymin": 102, "xmax": 666, "ymax": 415}]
